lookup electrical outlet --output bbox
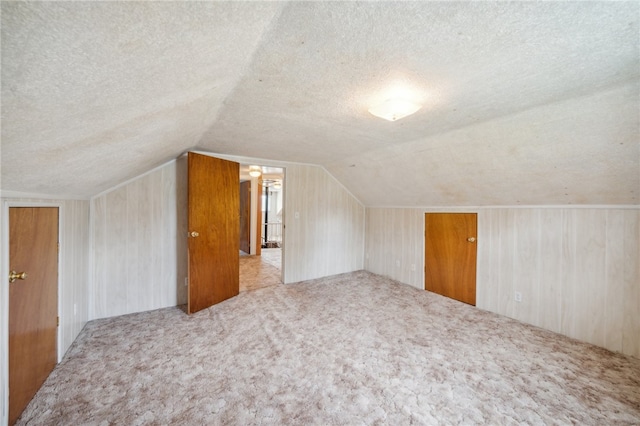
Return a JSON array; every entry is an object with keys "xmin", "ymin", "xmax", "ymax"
[
  {"xmin": 514, "ymin": 291, "xmax": 522, "ymax": 302},
  {"xmin": 395, "ymin": 260, "xmax": 400, "ymax": 268}
]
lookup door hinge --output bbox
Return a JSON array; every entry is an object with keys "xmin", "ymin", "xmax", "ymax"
[
  {"xmin": 57, "ymin": 316, "xmax": 59, "ymax": 327},
  {"xmin": 57, "ymin": 242, "xmax": 60, "ymax": 253}
]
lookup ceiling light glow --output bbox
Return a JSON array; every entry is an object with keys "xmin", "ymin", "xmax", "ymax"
[
  {"xmin": 368, "ymin": 98, "xmax": 422, "ymax": 122},
  {"xmin": 249, "ymin": 165, "xmax": 262, "ymax": 177}
]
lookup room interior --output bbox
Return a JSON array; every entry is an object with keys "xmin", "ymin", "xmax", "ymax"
[{"xmin": 1, "ymin": 1, "xmax": 638, "ymax": 424}]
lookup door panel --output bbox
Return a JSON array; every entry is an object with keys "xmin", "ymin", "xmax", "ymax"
[
  {"xmin": 188, "ymin": 153, "xmax": 240, "ymax": 314},
  {"xmin": 239, "ymin": 181, "xmax": 251, "ymax": 254},
  {"xmin": 425, "ymin": 213, "xmax": 477, "ymax": 305},
  {"xmin": 9, "ymin": 207, "xmax": 59, "ymax": 425},
  {"xmin": 254, "ymin": 178, "xmax": 262, "ymax": 256}
]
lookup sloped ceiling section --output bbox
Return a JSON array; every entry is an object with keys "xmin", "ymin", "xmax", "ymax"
[
  {"xmin": 2, "ymin": 2, "xmax": 639, "ymax": 205},
  {"xmin": 1, "ymin": 1, "xmax": 284, "ymax": 198}
]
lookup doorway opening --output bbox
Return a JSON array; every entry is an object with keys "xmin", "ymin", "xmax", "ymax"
[{"xmin": 239, "ymin": 164, "xmax": 284, "ymax": 292}]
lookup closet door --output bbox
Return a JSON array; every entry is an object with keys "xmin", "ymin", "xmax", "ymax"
[{"xmin": 425, "ymin": 213, "xmax": 477, "ymax": 305}]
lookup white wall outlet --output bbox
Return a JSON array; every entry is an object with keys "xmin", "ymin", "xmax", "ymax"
[
  {"xmin": 395, "ymin": 260, "xmax": 400, "ymax": 268},
  {"xmin": 294, "ymin": 211, "xmax": 300, "ymax": 219},
  {"xmin": 514, "ymin": 291, "xmax": 522, "ymax": 302}
]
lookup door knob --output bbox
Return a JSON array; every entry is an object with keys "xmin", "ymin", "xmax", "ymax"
[
  {"xmin": 9, "ymin": 270, "xmax": 27, "ymax": 283},
  {"xmin": 189, "ymin": 231, "xmax": 199, "ymax": 238},
  {"xmin": 467, "ymin": 237, "xmax": 476, "ymax": 243}
]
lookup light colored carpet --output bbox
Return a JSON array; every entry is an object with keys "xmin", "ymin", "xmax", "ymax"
[{"xmin": 17, "ymin": 271, "xmax": 640, "ymax": 425}]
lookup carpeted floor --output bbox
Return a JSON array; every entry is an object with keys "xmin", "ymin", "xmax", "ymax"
[{"xmin": 17, "ymin": 271, "xmax": 640, "ymax": 425}]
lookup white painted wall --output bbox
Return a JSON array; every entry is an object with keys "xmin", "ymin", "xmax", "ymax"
[
  {"xmin": 283, "ymin": 165, "xmax": 365, "ymax": 283},
  {"xmin": 365, "ymin": 206, "xmax": 640, "ymax": 358},
  {"xmin": 0, "ymin": 197, "xmax": 90, "ymax": 425}
]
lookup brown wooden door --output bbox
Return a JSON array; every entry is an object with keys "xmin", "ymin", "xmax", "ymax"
[
  {"xmin": 9, "ymin": 207, "xmax": 59, "ymax": 425},
  {"xmin": 188, "ymin": 153, "xmax": 240, "ymax": 314},
  {"xmin": 424, "ymin": 213, "xmax": 477, "ymax": 305},
  {"xmin": 254, "ymin": 178, "xmax": 262, "ymax": 256},
  {"xmin": 239, "ymin": 181, "xmax": 251, "ymax": 254}
]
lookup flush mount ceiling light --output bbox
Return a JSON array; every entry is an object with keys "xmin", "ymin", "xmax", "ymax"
[
  {"xmin": 248, "ymin": 165, "xmax": 262, "ymax": 177},
  {"xmin": 368, "ymin": 98, "xmax": 422, "ymax": 122}
]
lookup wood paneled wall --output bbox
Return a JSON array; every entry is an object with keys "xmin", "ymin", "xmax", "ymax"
[
  {"xmin": 365, "ymin": 208, "xmax": 425, "ymax": 288},
  {"xmin": 1, "ymin": 198, "xmax": 90, "ymax": 358},
  {"xmin": 283, "ymin": 165, "xmax": 365, "ymax": 283},
  {"xmin": 92, "ymin": 160, "xmax": 365, "ymax": 315},
  {"xmin": 91, "ymin": 162, "xmax": 179, "ymax": 320},
  {"xmin": 365, "ymin": 207, "xmax": 640, "ymax": 358},
  {"xmin": 478, "ymin": 208, "xmax": 639, "ymax": 358}
]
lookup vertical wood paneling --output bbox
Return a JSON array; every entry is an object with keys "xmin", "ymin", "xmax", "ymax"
[
  {"xmin": 91, "ymin": 196, "xmax": 107, "ymax": 320},
  {"xmin": 162, "ymin": 164, "xmax": 179, "ymax": 307},
  {"xmin": 538, "ymin": 209, "xmax": 563, "ymax": 333},
  {"xmin": 623, "ymin": 210, "xmax": 640, "ymax": 358},
  {"xmin": 59, "ymin": 200, "xmax": 90, "ymax": 358},
  {"xmin": 476, "ymin": 210, "xmax": 498, "ymax": 312},
  {"xmin": 560, "ymin": 209, "xmax": 577, "ymax": 338},
  {"xmin": 364, "ymin": 206, "xmax": 640, "ymax": 358},
  {"xmin": 512, "ymin": 209, "xmax": 539, "ymax": 323},
  {"xmin": 91, "ymin": 162, "xmax": 178, "ymax": 319},
  {"xmin": 283, "ymin": 165, "xmax": 364, "ymax": 283},
  {"xmin": 604, "ymin": 210, "xmax": 625, "ymax": 352},
  {"xmin": 574, "ymin": 210, "xmax": 607, "ymax": 347},
  {"xmin": 149, "ymin": 169, "xmax": 162, "ymax": 310},
  {"xmin": 498, "ymin": 209, "xmax": 516, "ymax": 318},
  {"xmin": 105, "ymin": 189, "xmax": 128, "ymax": 317},
  {"xmin": 365, "ymin": 208, "xmax": 424, "ymax": 289}
]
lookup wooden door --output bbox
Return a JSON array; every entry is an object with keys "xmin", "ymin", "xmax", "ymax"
[
  {"xmin": 188, "ymin": 153, "xmax": 240, "ymax": 314},
  {"xmin": 239, "ymin": 181, "xmax": 251, "ymax": 254},
  {"xmin": 425, "ymin": 213, "xmax": 477, "ymax": 305},
  {"xmin": 254, "ymin": 178, "xmax": 262, "ymax": 256},
  {"xmin": 9, "ymin": 207, "xmax": 59, "ymax": 425}
]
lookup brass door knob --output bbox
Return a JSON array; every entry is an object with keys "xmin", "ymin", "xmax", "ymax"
[
  {"xmin": 9, "ymin": 270, "xmax": 27, "ymax": 283},
  {"xmin": 189, "ymin": 231, "xmax": 200, "ymax": 237},
  {"xmin": 467, "ymin": 237, "xmax": 476, "ymax": 243}
]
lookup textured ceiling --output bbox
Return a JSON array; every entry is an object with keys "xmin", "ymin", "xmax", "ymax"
[{"xmin": 2, "ymin": 1, "xmax": 639, "ymax": 205}]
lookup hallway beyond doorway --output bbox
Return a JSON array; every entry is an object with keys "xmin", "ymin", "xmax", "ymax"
[{"xmin": 239, "ymin": 248, "xmax": 281, "ymax": 292}]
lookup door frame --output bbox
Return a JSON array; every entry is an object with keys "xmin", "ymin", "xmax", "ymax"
[
  {"xmin": 191, "ymin": 151, "xmax": 287, "ymax": 284},
  {"xmin": 1, "ymin": 200, "xmax": 63, "ymax": 425}
]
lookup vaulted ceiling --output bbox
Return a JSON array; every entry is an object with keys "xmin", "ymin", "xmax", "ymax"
[{"xmin": 2, "ymin": 1, "xmax": 638, "ymax": 205}]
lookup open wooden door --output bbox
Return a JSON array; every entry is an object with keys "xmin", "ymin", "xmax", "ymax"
[
  {"xmin": 239, "ymin": 180, "xmax": 251, "ymax": 254},
  {"xmin": 425, "ymin": 213, "xmax": 477, "ymax": 305},
  {"xmin": 188, "ymin": 153, "xmax": 240, "ymax": 314},
  {"xmin": 9, "ymin": 207, "xmax": 59, "ymax": 425}
]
